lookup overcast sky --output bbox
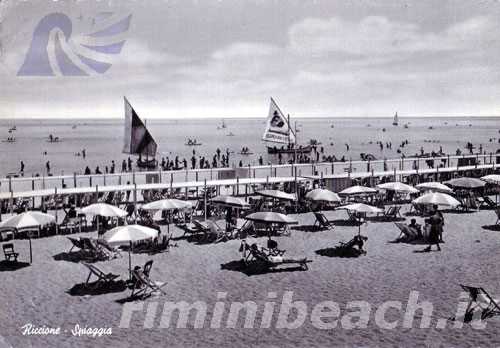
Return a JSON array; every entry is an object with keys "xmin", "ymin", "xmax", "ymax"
[{"xmin": 1, "ymin": 0, "xmax": 500, "ymax": 118}]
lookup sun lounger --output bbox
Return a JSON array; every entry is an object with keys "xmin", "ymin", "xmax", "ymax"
[
  {"xmin": 129, "ymin": 261, "xmax": 167, "ymax": 299},
  {"xmin": 67, "ymin": 237, "xmax": 85, "ymax": 252},
  {"xmin": 496, "ymin": 208, "xmax": 500, "ymax": 225},
  {"xmin": 81, "ymin": 237, "xmax": 117, "ymax": 261},
  {"xmin": 478, "ymin": 196, "xmax": 498, "ymax": 209},
  {"xmin": 205, "ymin": 220, "xmax": 233, "ymax": 243},
  {"xmin": 240, "ymin": 241, "xmax": 310, "ymax": 270},
  {"xmin": 454, "ymin": 284, "xmax": 500, "ymax": 323},
  {"xmin": 334, "ymin": 235, "xmax": 368, "ymax": 257},
  {"xmin": 394, "ymin": 222, "xmax": 422, "ymax": 242},
  {"xmin": 313, "ymin": 211, "xmax": 335, "ymax": 231},
  {"xmin": 2, "ymin": 243, "xmax": 19, "ymax": 262},
  {"xmin": 378, "ymin": 206, "xmax": 402, "ymax": 221},
  {"xmin": 82, "ymin": 262, "xmax": 120, "ymax": 288}
]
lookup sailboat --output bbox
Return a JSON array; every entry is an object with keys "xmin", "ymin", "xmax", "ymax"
[
  {"xmin": 262, "ymin": 97, "xmax": 312, "ymax": 155},
  {"xmin": 123, "ymin": 97, "xmax": 158, "ymax": 169},
  {"xmin": 392, "ymin": 112, "xmax": 398, "ymax": 126}
]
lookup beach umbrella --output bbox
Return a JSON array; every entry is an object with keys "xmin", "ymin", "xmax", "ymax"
[
  {"xmin": 142, "ymin": 199, "xmax": 192, "ymax": 211},
  {"xmin": 481, "ymin": 174, "xmax": 500, "ymax": 184},
  {"xmin": 103, "ymin": 224, "xmax": 158, "ymax": 279},
  {"xmin": 339, "ymin": 185, "xmax": 377, "ymax": 195},
  {"xmin": 81, "ymin": 203, "xmax": 128, "ymax": 217},
  {"xmin": 210, "ymin": 195, "xmax": 250, "ymax": 209},
  {"xmin": 0, "ymin": 211, "xmax": 55, "ymax": 264},
  {"xmin": 81, "ymin": 203, "xmax": 127, "ymax": 235},
  {"xmin": 416, "ymin": 182, "xmax": 453, "ymax": 193},
  {"xmin": 445, "ymin": 177, "xmax": 486, "ymax": 189},
  {"xmin": 256, "ymin": 190, "xmax": 297, "ymax": 201},
  {"xmin": 412, "ymin": 192, "xmax": 460, "ymax": 207},
  {"xmin": 305, "ymin": 189, "xmax": 341, "ymax": 203},
  {"xmin": 0, "ymin": 211, "xmax": 55, "ymax": 229},
  {"xmin": 245, "ymin": 212, "xmax": 298, "ymax": 224},
  {"xmin": 377, "ymin": 182, "xmax": 418, "ymax": 193},
  {"xmin": 339, "ymin": 203, "xmax": 383, "ymax": 214}
]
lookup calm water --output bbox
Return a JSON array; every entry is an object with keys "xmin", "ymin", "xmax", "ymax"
[{"xmin": 0, "ymin": 117, "xmax": 499, "ymax": 177}]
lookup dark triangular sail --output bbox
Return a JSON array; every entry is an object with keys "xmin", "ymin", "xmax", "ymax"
[{"xmin": 123, "ymin": 97, "xmax": 157, "ymax": 157}]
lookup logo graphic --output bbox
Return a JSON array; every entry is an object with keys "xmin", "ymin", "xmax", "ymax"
[
  {"xmin": 270, "ymin": 111, "xmax": 285, "ymax": 128},
  {"xmin": 17, "ymin": 12, "xmax": 131, "ymax": 76}
]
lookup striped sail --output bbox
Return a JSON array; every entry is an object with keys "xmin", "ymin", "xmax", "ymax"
[{"xmin": 122, "ymin": 97, "xmax": 157, "ymax": 157}]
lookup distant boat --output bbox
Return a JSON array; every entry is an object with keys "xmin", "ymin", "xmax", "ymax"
[
  {"xmin": 227, "ymin": 132, "xmax": 235, "ymax": 137},
  {"xmin": 404, "ymin": 123, "xmax": 409, "ymax": 129},
  {"xmin": 185, "ymin": 139, "xmax": 202, "ymax": 146},
  {"xmin": 72, "ymin": 125, "xmax": 77, "ymax": 129},
  {"xmin": 392, "ymin": 112, "xmax": 398, "ymax": 126},
  {"xmin": 47, "ymin": 134, "xmax": 61, "ymax": 143},
  {"xmin": 2, "ymin": 136, "xmax": 15, "ymax": 143},
  {"xmin": 122, "ymin": 97, "xmax": 158, "ymax": 169},
  {"xmin": 9, "ymin": 126, "xmax": 16, "ymax": 132},
  {"xmin": 262, "ymin": 97, "xmax": 312, "ymax": 155}
]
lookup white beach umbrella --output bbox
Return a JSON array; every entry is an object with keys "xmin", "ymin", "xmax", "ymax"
[
  {"xmin": 245, "ymin": 212, "xmax": 298, "ymax": 224},
  {"xmin": 339, "ymin": 185, "xmax": 378, "ymax": 195},
  {"xmin": 81, "ymin": 203, "xmax": 127, "ymax": 217},
  {"xmin": 142, "ymin": 199, "xmax": 192, "ymax": 211},
  {"xmin": 210, "ymin": 195, "xmax": 250, "ymax": 209},
  {"xmin": 481, "ymin": 175, "xmax": 500, "ymax": 184},
  {"xmin": 377, "ymin": 182, "xmax": 418, "ymax": 193},
  {"xmin": 445, "ymin": 177, "xmax": 486, "ymax": 189},
  {"xmin": 339, "ymin": 203, "xmax": 383, "ymax": 214},
  {"xmin": 103, "ymin": 224, "xmax": 158, "ymax": 278},
  {"xmin": 412, "ymin": 192, "xmax": 460, "ymax": 207},
  {"xmin": 0, "ymin": 211, "xmax": 55, "ymax": 229},
  {"xmin": 256, "ymin": 190, "xmax": 297, "ymax": 201},
  {"xmin": 305, "ymin": 189, "xmax": 341, "ymax": 202},
  {"xmin": 416, "ymin": 182, "xmax": 453, "ymax": 193},
  {"xmin": 0, "ymin": 211, "xmax": 55, "ymax": 264}
]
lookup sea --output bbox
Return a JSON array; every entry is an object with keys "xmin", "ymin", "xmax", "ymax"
[{"xmin": 0, "ymin": 117, "xmax": 499, "ymax": 178}]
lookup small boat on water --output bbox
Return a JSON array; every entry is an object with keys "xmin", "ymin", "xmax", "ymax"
[
  {"xmin": 227, "ymin": 132, "xmax": 235, "ymax": 137},
  {"xmin": 2, "ymin": 137, "xmax": 16, "ymax": 143},
  {"xmin": 47, "ymin": 134, "xmax": 61, "ymax": 143},
  {"xmin": 392, "ymin": 112, "xmax": 398, "ymax": 126},
  {"xmin": 262, "ymin": 97, "xmax": 312, "ymax": 155},
  {"xmin": 238, "ymin": 147, "xmax": 253, "ymax": 155},
  {"xmin": 185, "ymin": 139, "xmax": 202, "ymax": 146},
  {"xmin": 404, "ymin": 124, "xmax": 409, "ymax": 129},
  {"xmin": 9, "ymin": 126, "xmax": 16, "ymax": 132},
  {"xmin": 122, "ymin": 97, "xmax": 158, "ymax": 169}
]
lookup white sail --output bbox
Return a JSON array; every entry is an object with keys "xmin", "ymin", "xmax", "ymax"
[
  {"xmin": 393, "ymin": 112, "xmax": 398, "ymax": 126},
  {"xmin": 262, "ymin": 97, "xmax": 296, "ymax": 144},
  {"xmin": 123, "ymin": 97, "xmax": 158, "ymax": 157}
]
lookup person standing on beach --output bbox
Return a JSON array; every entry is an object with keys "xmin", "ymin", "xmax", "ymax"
[
  {"xmin": 45, "ymin": 161, "xmax": 50, "ymax": 175},
  {"xmin": 127, "ymin": 157, "xmax": 132, "ymax": 171},
  {"xmin": 82, "ymin": 149, "xmax": 86, "ymax": 159},
  {"xmin": 20, "ymin": 161, "xmax": 24, "ymax": 174},
  {"xmin": 424, "ymin": 205, "xmax": 443, "ymax": 252},
  {"xmin": 122, "ymin": 160, "xmax": 127, "ymax": 172}
]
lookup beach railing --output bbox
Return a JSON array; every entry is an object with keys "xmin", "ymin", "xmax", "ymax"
[{"xmin": 0, "ymin": 153, "xmax": 497, "ymax": 195}]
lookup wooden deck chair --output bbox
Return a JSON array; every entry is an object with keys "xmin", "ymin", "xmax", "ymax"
[
  {"xmin": 457, "ymin": 284, "xmax": 500, "ymax": 323},
  {"xmin": 346, "ymin": 209, "xmax": 361, "ymax": 224},
  {"xmin": 394, "ymin": 222, "xmax": 420, "ymax": 241},
  {"xmin": 81, "ymin": 238, "xmax": 112, "ymax": 261},
  {"xmin": 205, "ymin": 220, "xmax": 232, "ymax": 243},
  {"xmin": 2, "ymin": 243, "xmax": 19, "ymax": 262},
  {"xmin": 130, "ymin": 265, "xmax": 167, "ymax": 299},
  {"xmin": 313, "ymin": 211, "xmax": 335, "ymax": 231},
  {"xmin": 495, "ymin": 208, "xmax": 500, "ymax": 225},
  {"xmin": 379, "ymin": 206, "xmax": 402, "ymax": 221},
  {"xmin": 67, "ymin": 237, "xmax": 85, "ymax": 252},
  {"xmin": 82, "ymin": 262, "xmax": 120, "ymax": 288}
]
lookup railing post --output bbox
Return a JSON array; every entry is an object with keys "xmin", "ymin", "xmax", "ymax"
[{"xmin": 73, "ymin": 173, "xmax": 77, "ymax": 188}]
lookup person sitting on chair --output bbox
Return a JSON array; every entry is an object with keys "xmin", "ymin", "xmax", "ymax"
[{"xmin": 408, "ymin": 218, "xmax": 422, "ymax": 238}]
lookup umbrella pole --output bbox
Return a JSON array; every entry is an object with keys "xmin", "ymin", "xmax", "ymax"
[
  {"xmin": 29, "ymin": 237, "xmax": 32, "ymax": 264},
  {"xmin": 129, "ymin": 241, "xmax": 132, "ymax": 280}
]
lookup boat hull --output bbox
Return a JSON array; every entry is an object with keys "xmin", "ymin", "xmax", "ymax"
[
  {"xmin": 267, "ymin": 145, "xmax": 313, "ymax": 154},
  {"xmin": 137, "ymin": 158, "xmax": 158, "ymax": 169}
]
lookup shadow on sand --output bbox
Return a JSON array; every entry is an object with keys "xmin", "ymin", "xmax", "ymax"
[
  {"xmin": 0, "ymin": 260, "xmax": 30, "ymax": 271},
  {"xmin": 221, "ymin": 259, "xmax": 306, "ymax": 276},
  {"xmin": 482, "ymin": 225, "xmax": 500, "ymax": 232},
  {"xmin": 67, "ymin": 280, "xmax": 127, "ymax": 296},
  {"xmin": 315, "ymin": 247, "xmax": 365, "ymax": 258}
]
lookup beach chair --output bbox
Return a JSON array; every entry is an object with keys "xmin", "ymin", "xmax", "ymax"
[
  {"xmin": 455, "ymin": 285, "xmax": 500, "ymax": 323},
  {"xmin": 495, "ymin": 208, "xmax": 500, "ymax": 225},
  {"xmin": 67, "ymin": 236, "xmax": 85, "ymax": 252},
  {"xmin": 334, "ymin": 235, "xmax": 368, "ymax": 257},
  {"xmin": 394, "ymin": 222, "xmax": 421, "ymax": 242},
  {"xmin": 2, "ymin": 243, "xmax": 19, "ymax": 262},
  {"xmin": 313, "ymin": 211, "xmax": 335, "ymax": 231},
  {"xmin": 130, "ymin": 262, "xmax": 167, "ymax": 299},
  {"xmin": 205, "ymin": 220, "xmax": 232, "ymax": 243},
  {"xmin": 379, "ymin": 206, "xmax": 402, "ymax": 221},
  {"xmin": 240, "ymin": 241, "xmax": 311, "ymax": 270},
  {"xmin": 478, "ymin": 196, "xmax": 498, "ymax": 209},
  {"xmin": 82, "ymin": 262, "xmax": 120, "ymax": 288},
  {"xmin": 81, "ymin": 238, "xmax": 115, "ymax": 261},
  {"xmin": 346, "ymin": 210, "xmax": 362, "ymax": 224}
]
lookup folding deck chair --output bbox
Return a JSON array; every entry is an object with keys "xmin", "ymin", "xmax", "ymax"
[
  {"xmin": 378, "ymin": 206, "xmax": 402, "ymax": 221},
  {"xmin": 313, "ymin": 211, "xmax": 335, "ymax": 231},
  {"xmin": 2, "ymin": 243, "xmax": 19, "ymax": 262},
  {"xmin": 495, "ymin": 208, "xmax": 500, "ymax": 225},
  {"xmin": 456, "ymin": 284, "xmax": 500, "ymax": 323},
  {"xmin": 394, "ymin": 222, "xmax": 421, "ymax": 242},
  {"xmin": 240, "ymin": 240, "xmax": 311, "ymax": 270},
  {"xmin": 130, "ymin": 261, "xmax": 167, "ymax": 299},
  {"xmin": 82, "ymin": 262, "xmax": 120, "ymax": 289}
]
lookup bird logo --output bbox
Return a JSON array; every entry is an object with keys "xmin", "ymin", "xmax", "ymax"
[{"xmin": 17, "ymin": 12, "xmax": 132, "ymax": 76}]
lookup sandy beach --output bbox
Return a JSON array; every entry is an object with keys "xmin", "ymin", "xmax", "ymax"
[{"xmin": 1, "ymin": 205, "xmax": 499, "ymax": 348}]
